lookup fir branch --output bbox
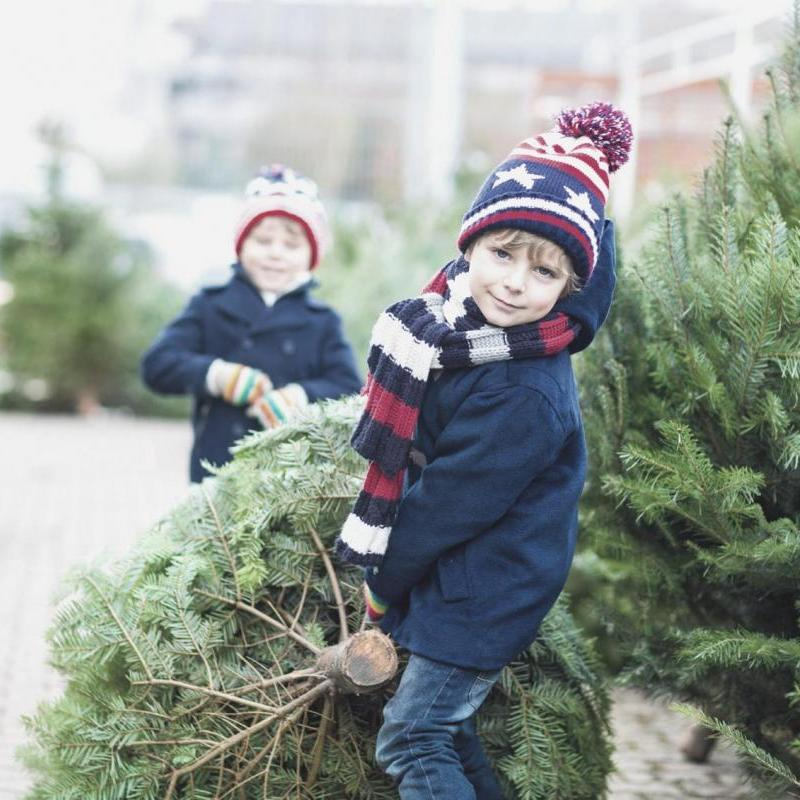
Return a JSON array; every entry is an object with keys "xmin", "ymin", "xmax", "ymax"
[
  {"xmin": 673, "ymin": 703, "xmax": 800, "ymax": 791},
  {"xmin": 129, "ymin": 678, "xmax": 280, "ymax": 713},
  {"xmin": 83, "ymin": 575, "xmax": 154, "ymax": 682},
  {"xmin": 164, "ymin": 679, "xmax": 333, "ymax": 799},
  {"xmin": 202, "ymin": 484, "xmax": 242, "ymax": 602},
  {"xmin": 24, "ymin": 400, "xmax": 612, "ymax": 798},
  {"xmin": 196, "ymin": 589, "xmax": 322, "ymax": 655},
  {"xmin": 307, "ymin": 524, "xmax": 349, "ymax": 642},
  {"xmin": 679, "ymin": 629, "xmax": 800, "ymax": 674}
]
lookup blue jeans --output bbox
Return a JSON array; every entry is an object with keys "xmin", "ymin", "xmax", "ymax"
[{"xmin": 376, "ymin": 654, "xmax": 505, "ymax": 799}]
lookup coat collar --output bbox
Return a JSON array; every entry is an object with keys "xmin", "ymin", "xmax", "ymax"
[{"xmin": 215, "ymin": 262, "xmax": 320, "ymax": 332}]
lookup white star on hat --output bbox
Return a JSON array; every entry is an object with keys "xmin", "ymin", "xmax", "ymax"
[
  {"xmin": 564, "ymin": 186, "xmax": 599, "ymax": 222},
  {"xmin": 492, "ymin": 164, "xmax": 545, "ymax": 191}
]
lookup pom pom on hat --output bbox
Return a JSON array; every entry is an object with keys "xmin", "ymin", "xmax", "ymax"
[{"xmin": 555, "ymin": 102, "xmax": 633, "ymax": 173}]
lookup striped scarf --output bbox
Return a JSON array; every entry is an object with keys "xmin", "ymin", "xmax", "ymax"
[{"xmin": 334, "ymin": 255, "xmax": 581, "ymax": 567}]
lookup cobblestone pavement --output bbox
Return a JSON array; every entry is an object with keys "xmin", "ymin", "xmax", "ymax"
[
  {"xmin": 0, "ymin": 412, "xmax": 756, "ymax": 799},
  {"xmin": 608, "ymin": 689, "xmax": 754, "ymax": 799}
]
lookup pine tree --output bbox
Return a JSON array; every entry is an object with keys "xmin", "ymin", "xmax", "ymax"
[
  {"xmin": 0, "ymin": 124, "xmax": 184, "ymax": 414},
  {"xmin": 575, "ymin": 10, "xmax": 800, "ymax": 796},
  {"xmin": 20, "ymin": 398, "xmax": 613, "ymax": 799}
]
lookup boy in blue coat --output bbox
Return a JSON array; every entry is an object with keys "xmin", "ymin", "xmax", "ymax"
[
  {"xmin": 335, "ymin": 103, "xmax": 632, "ymax": 799},
  {"xmin": 141, "ymin": 166, "xmax": 362, "ymax": 482}
]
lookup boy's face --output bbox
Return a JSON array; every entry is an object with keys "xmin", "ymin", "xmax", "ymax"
[
  {"xmin": 239, "ymin": 215, "xmax": 312, "ymax": 293},
  {"xmin": 466, "ymin": 232, "xmax": 570, "ymax": 327}
]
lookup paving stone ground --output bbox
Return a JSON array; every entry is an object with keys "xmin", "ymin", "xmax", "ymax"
[{"xmin": 0, "ymin": 412, "xmax": 756, "ymax": 798}]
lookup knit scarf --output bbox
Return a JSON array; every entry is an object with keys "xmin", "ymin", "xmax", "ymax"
[{"xmin": 334, "ymin": 255, "xmax": 581, "ymax": 567}]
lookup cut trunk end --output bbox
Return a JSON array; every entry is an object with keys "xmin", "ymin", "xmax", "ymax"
[{"xmin": 317, "ymin": 630, "xmax": 397, "ymax": 695}]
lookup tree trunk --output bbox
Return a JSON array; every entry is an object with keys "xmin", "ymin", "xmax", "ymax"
[{"xmin": 317, "ymin": 630, "xmax": 398, "ymax": 695}]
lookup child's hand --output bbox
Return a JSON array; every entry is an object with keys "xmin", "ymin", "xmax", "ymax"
[
  {"xmin": 363, "ymin": 582, "xmax": 388, "ymax": 623},
  {"xmin": 207, "ymin": 360, "xmax": 272, "ymax": 405},
  {"xmin": 246, "ymin": 384, "xmax": 308, "ymax": 430}
]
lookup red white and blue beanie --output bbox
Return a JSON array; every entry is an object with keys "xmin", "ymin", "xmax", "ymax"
[
  {"xmin": 457, "ymin": 102, "xmax": 633, "ymax": 282},
  {"xmin": 234, "ymin": 164, "xmax": 331, "ymax": 269}
]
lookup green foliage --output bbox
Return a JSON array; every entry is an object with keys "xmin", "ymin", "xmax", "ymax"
[
  {"xmin": 672, "ymin": 704, "xmax": 800, "ymax": 798},
  {"xmin": 0, "ymin": 136, "xmax": 186, "ymax": 415},
  {"xmin": 21, "ymin": 399, "xmax": 613, "ymax": 799},
  {"xmin": 573, "ymin": 8, "xmax": 800, "ymax": 795}
]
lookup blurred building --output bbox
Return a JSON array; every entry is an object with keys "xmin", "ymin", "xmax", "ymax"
[
  {"xmin": 165, "ymin": 1, "xmax": 622, "ymax": 199},
  {"xmin": 0, "ymin": 0, "xmax": 787, "ymax": 291},
  {"xmin": 164, "ymin": 0, "xmax": 785, "ymax": 209}
]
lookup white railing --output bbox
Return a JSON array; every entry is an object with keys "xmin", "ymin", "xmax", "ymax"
[
  {"xmin": 615, "ymin": 3, "xmax": 788, "ymax": 221},
  {"xmin": 250, "ymin": 0, "xmax": 789, "ymax": 208}
]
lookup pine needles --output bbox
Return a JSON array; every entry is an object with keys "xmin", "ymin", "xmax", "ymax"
[
  {"xmin": 575, "ymin": 6, "xmax": 800, "ymax": 794},
  {"xmin": 20, "ymin": 397, "xmax": 612, "ymax": 799}
]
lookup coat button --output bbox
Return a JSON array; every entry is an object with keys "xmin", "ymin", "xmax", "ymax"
[
  {"xmin": 282, "ymin": 338, "xmax": 296, "ymax": 355},
  {"xmin": 241, "ymin": 337, "xmax": 254, "ymax": 349}
]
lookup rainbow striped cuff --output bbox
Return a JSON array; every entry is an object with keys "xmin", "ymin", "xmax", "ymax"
[
  {"xmin": 248, "ymin": 383, "xmax": 308, "ymax": 429},
  {"xmin": 222, "ymin": 365, "xmax": 271, "ymax": 406},
  {"xmin": 363, "ymin": 582, "xmax": 389, "ymax": 622}
]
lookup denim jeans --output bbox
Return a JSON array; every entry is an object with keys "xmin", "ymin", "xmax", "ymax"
[{"xmin": 375, "ymin": 653, "xmax": 505, "ymax": 800}]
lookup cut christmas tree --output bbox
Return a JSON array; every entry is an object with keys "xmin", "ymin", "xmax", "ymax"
[
  {"xmin": 575, "ymin": 10, "xmax": 800, "ymax": 798},
  {"xmin": 20, "ymin": 398, "xmax": 613, "ymax": 799}
]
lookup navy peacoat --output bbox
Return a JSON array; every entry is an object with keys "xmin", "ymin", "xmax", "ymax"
[
  {"xmin": 365, "ymin": 220, "xmax": 617, "ymax": 671},
  {"xmin": 141, "ymin": 263, "xmax": 362, "ymax": 482}
]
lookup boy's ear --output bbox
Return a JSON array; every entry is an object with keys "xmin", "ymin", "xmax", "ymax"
[{"xmin": 463, "ymin": 243, "xmax": 473, "ymax": 263}]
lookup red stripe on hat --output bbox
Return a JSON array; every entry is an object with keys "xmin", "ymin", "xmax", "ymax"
[
  {"xmin": 519, "ymin": 138, "xmax": 549, "ymax": 152},
  {"xmin": 567, "ymin": 151, "xmax": 609, "ymax": 185},
  {"xmin": 459, "ymin": 209, "xmax": 593, "ymax": 267},
  {"xmin": 365, "ymin": 385, "xmax": 419, "ymax": 441},
  {"xmin": 515, "ymin": 141, "xmax": 609, "ymax": 186},
  {"xmin": 364, "ymin": 465, "xmax": 404, "ymax": 501},
  {"xmin": 513, "ymin": 155, "xmax": 606, "ymax": 201},
  {"xmin": 509, "ymin": 144, "xmax": 609, "ymax": 180},
  {"xmin": 574, "ymin": 140, "xmax": 606, "ymax": 158},
  {"xmin": 235, "ymin": 211, "xmax": 320, "ymax": 269}
]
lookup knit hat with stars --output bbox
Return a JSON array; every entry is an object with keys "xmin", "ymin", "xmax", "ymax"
[
  {"xmin": 235, "ymin": 164, "xmax": 331, "ymax": 269},
  {"xmin": 457, "ymin": 101, "xmax": 633, "ymax": 283}
]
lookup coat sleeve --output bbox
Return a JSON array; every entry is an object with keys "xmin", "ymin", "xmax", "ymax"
[
  {"xmin": 296, "ymin": 311, "xmax": 363, "ymax": 402},
  {"xmin": 140, "ymin": 293, "xmax": 215, "ymax": 397},
  {"xmin": 365, "ymin": 384, "xmax": 568, "ymax": 604}
]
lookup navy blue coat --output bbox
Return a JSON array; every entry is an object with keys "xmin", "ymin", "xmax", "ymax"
[
  {"xmin": 366, "ymin": 220, "xmax": 617, "ymax": 671},
  {"xmin": 141, "ymin": 264, "xmax": 362, "ymax": 482}
]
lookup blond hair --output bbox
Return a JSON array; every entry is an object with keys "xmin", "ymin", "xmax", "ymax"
[{"xmin": 478, "ymin": 229, "xmax": 581, "ymax": 298}]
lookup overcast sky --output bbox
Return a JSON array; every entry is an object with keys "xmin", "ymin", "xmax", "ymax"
[{"xmin": 0, "ymin": 0, "xmax": 202, "ymax": 194}]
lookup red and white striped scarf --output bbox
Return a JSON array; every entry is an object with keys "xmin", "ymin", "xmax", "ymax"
[{"xmin": 335, "ymin": 255, "xmax": 580, "ymax": 567}]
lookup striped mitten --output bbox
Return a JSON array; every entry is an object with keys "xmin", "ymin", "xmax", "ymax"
[
  {"xmin": 363, "ymin": 582, "xmax": 389, "ymax": 623},
  {"xmin": 206, "ymin": 360, "xmax": 272, "ymax": 405},
  {"xmin": 246, "ymin": 383, "xmax": 308, "ymax": 430}
]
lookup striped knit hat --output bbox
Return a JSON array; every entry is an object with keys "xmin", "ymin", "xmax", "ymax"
[
  {"xmin": 234, "ymin": 164, "xmax": 331, "ymax": 269},
  {"xmin": 457, "ymin": 101, "xmax": 632, "ymax": 282}
]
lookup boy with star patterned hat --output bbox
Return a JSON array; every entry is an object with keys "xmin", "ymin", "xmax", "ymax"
[
  {"xmin": 456, "ymin": 101, "xmax": 631, "ymax": 284},
  {"xmin": 335, "ymin": 101, "xmax": 632, "ymax": 799}
]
